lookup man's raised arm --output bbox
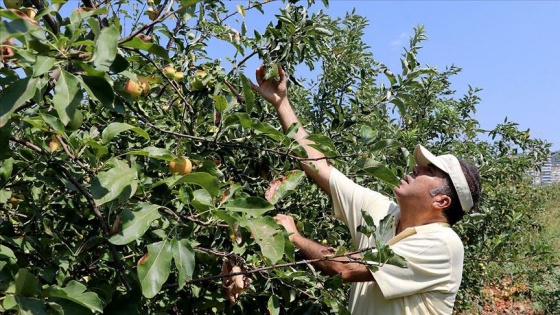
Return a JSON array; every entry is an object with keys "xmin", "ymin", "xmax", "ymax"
[{"xmin": 250, "ymin": 65, "xmax": 333, "ymax": 194}]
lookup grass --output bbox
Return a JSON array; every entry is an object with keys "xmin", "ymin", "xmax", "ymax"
[{"xmin": 538, "ymin": 184, "xmax": 560, "ymax": 261}]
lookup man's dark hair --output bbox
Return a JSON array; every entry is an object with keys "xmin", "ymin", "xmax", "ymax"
[{"xmin": 430, "ymin": 160, "xmax": 481, "ymax": 226}]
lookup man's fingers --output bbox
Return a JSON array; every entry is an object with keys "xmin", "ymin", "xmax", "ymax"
[
  {"xmin": 255, "ymin": 65, "xmax": 265, "ymax": 85},
  {"xmin": 248, "ymin": 79, "xmax": 259, "ymax": 92},
  {"xmin": 277, "ymin": 64, "xmax": 286, "ymax": 81}
]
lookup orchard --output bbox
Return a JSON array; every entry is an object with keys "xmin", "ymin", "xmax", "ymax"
[{"xmin": 0, "ymin": 0, "xmax": 557, "ymax": 314}]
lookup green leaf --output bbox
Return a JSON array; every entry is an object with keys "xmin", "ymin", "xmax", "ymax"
[
  {"xmin": 0, "ymin": 244, "xmax": 17, "ymax": 264},
  {"xmin": 240, "ymin": 216, "xmax": 284, "ymax": 264},
  {"xmin": 92, "ymin": 24, "xmax": 119, "ymax": 71},
  {"xmin": 370, "ymin": 139, "xmax": 398, "ymax": 152},
  {"xmin": 40, "ymin": 112, "xmax": 65, "ymax": 133},
  {"xmin": 0, "ymin": 15, "xmax": 42, "ymax": 42},
  {"xmin": 127, "ymin": 146, "xmax": 174, "ymax": 160},
  {"xmin": 0, "ymin": 125, "xmax": 11, "ymax": 160},
  {"xmin": 32, "ymin": 56, "xmax": 57, "ymax": 78},
  {"xmin": 174, "ymin": 172, "xmax": 221, "ymax": 197},
  {"xmin": 268, "ymin": 295, "xmax": 280, "ymax": 315},
  {"xmin": 81, "ymin": 75, "xmax": 115, "ymax": 110},
  {"xmin": 355, "ymin": 159, "xmax": 400, "ymax": 187},
  {"xmin": 14, "ymin": 268, "xmax": 39, "ymax": 297},
  {"xmin": 172, "ymin": 238, "xmax": 195, "ymax": 289},
  {"xmin": 0, "ymin": 77, "xmax": 38, "ymax": 128},
  {"xmin": 180, "ymin": 0, "xmax": 203, "ymax": 7},
  {"xmin": 384, "ymin": 69, "xmax": 397, "ymax": 86},
  {"xmin": 53, "ymin": 70, "xmax": 83, "ymax": 126},
  {"xmin": 211, "ymin": 94, "xmax": 228, "ymax": 112},
  {"xmin": 108, "ymin": 203, "xmax": 162, "ymax": 245},
  {"xmin": 253, "ymin": 121, "xmax": 284, "ymax": 142},
  {"xmin": 239, "ymin": 73, "xmax": 254, "ymax": 113},
  {"xmin": 102, "ymin": 122, "xmax": 150, "ymax": 143},
  {"xmin": 391, "ymin": 97, "xmax": 406, "ymax": 116},
  {"xmin": 109, "ymin": 53, "xmax": 129, "ymax": 74},
  {"xmin": 357, "ymin": 210, "xmax": 376, "ymax": 237},
  {"xmin": 43, "ymin": 280, "xmax": 104, "ymax": 312},
  {"xmin": 385, "ymin": 251, "xmax": 408, "ymax": 268},
  {"xmin": 137, "ymin": 240, "xmax": 173, "ymax": 298},
  {"xmin": 2, "ymin": 295, "xmax": 46, "ymax": 314},
  {"xmin": 264, "ymin": 170, "xmax": 306, "ymax": 204},
  {"xmin": 121, "ymin": 37, "xmax": 170, "ymax": 61},
  {"xmin": 359, "ymin": 125, "xmax": 377, "ymax": 145},
  {"xmin": 222, "ymin": 197, "xmax": 274, "ymax": 217},
  {"xmin": 91, "ymin": 159, "xmax": 138, "ymax": 206}
]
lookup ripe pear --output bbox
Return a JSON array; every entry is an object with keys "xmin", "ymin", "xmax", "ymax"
[{"xmin": 169, "ymin": 157, "xmax": 193, "ymax": 175}]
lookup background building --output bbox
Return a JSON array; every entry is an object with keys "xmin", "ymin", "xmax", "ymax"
[{"xmin": 532, "ymin": 151, "xmax": 560, "ymax": 184}]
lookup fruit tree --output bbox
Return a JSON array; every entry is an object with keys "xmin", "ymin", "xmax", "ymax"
[{"xmin": 0, "ymin": 0, "xmax": 555, "ymax": 314}]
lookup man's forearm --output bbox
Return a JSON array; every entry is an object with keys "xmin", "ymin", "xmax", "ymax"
[
  {"xmin": 274, "ymin": 99, "xmax": 332, "ymax": 193},
  {"xmin": 290, "ymin": 234, "xmax": 374, "ymax": 282}
]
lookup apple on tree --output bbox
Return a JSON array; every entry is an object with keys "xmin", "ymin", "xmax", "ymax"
[
  {"xmin": 3, "ymin": 0, "xmax": 23, "ymax": 9},
  {"xmin": 169, "ymin": 156, "xmax": 193, "ymax": 175}
]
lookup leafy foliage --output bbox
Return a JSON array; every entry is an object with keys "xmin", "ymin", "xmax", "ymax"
[{"xmin": 0, "ymin": 0, "xmax": 556, "ymax": 314}]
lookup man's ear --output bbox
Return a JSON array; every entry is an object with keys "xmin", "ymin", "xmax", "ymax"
[{"xmin": 433, "ymin": 194, "xmax": 452, "ymax": 210}]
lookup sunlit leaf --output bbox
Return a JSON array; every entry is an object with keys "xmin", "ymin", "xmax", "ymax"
[
  {"xmin": 222, "ymin": 197, "xmax": 274, "ymax": 217},
  {"xmin": 53, "ymin": 70, "xmax": 83, "ymax": 126},
  {"xmin": 240, "ymin": 216, "xmax": 284, "ymax": 264},
  {"xmin": 264, "ymin": 170, "xmax": 305, "ymax": 204},
  {"xmin": 137, "ymin": 240, "xmax": 173, "ymax": 298},
  {"xmin": 43, "ymin": 280, "xmax": 104, "ymax": 312},
  {"xmin": 102, "ymin": 122, "xmax": 150, "ymax": 143},
  {"xmin": 92, "ymin": 24, "xmax": 119, "ymax": 71},
  {"xmin": 172, "ymin": 238, "xmax": 195, "ymax": 289},
  {"xmin": 91, "ymin": 159, "xmax": 138, "ymax": 206},
  {"xmin": 0, "ymin": 77, "xmax": 39, "ymax": 128},
  {"xmin": 108, "ymin": 203, "xmax": 161, "ymax": 245}
]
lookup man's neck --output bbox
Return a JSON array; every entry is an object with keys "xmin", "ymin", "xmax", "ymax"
[{"xmin": 396, "ymin": 210, "xmax": 447, "ymax": 234}]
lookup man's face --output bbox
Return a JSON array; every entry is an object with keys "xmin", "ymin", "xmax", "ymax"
[{"xmin": 393, "ymin": 164, "xmax": 448, "ymax": 208}]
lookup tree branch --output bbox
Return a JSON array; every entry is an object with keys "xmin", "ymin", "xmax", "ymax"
[{"xmin": 8, "ymin": 136, "xmax": 132, "ymax": 291}]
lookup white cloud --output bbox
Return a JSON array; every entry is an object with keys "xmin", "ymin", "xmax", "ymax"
[{"xmin": 390, "ymin": 32, "xmax": 408, "ymax": 47}]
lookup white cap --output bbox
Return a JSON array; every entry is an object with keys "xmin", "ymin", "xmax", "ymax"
[{"xmin": 413, "ymin": 144, "xmax": 474, "ymax": 212}]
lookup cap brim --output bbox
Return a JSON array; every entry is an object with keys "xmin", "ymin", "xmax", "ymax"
[
  {"xmin": 413, "ymin": 144, "xmax": 474, "ymax": 212},
  {"xmin": 414, "ymin": 144, "xmax": 448, "ymax": 173}
]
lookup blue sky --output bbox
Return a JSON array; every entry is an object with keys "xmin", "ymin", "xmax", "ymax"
[{"xmin": 317, "ymin": 1, "xmax": 560, "ymax": 151}]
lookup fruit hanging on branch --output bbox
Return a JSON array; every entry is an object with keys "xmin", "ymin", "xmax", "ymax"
[{"xmin": 169, "ymin": 156, "xmax": 193, "ymax": 175}]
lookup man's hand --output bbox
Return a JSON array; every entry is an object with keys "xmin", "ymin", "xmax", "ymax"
[
  {"xmin": 274, "ymin": 214, "xmax": 300, "ymax": 242},
  {"xmin": 250, "ymin": 64, "xmax": 288, "ymax": 108}
]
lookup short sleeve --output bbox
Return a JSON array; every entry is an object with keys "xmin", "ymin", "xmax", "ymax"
[
  {"xmin": 328, "ymin": 168, "xmax": 399, "ymax": 248},
  {"xmin": 372, "ymin": 227, "xmax": 464, "ymax": 299}
]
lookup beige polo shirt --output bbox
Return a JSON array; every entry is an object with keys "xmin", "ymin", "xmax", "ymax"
[{"xmin": 329, "ymin": 168, "xmax": 464, "ymax": 315}]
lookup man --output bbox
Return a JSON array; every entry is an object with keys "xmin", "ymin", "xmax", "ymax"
[{"xmin": 250, "ymin": 65, "xmax": 482, "ymax": 314}]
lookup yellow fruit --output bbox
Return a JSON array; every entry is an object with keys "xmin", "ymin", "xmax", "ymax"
[
  {"xmin": 3, "ymin": 0, "xmax": 22, "ymax": 9},
  {"xmin": 162, "ymin": 65, "xmax": 176, "ymax": 77},
  {"xmin": 66, "ymin": 109, "xmax": 83, "ymax": 131},
  {"xmin": 23, "ymin": 8, "xmax": 36, "ymax": 19},
  {"xmin": 147, "ymin": 7, "xmax": 157, "ymax": 20},
  {"xmin": 173, "ymin": 71, "xmax": 184, "ymax": 82},
  {"xmin": 124, "ymin": 79, "xmax": 143, "ymax": 98},
  {"xmin": 169, "ymin": 156, "xmax": 192, "ymax": 175},
  {"xmin": 188, "ymin": 33, "xmax": 195, "ymax": 40},
  {"xmin": 346, "ymin": 86, "xmax": 353, "ymax": 92},
  {"xmin": 137, "ymin": 76, "xmax": 150, "ymax": 95},
  {"xmin": 190, "ymin": 70, "xmax": 210, "ymax": 91},
  {"xmin": 9, "ymin": 196, "xmax": 20, "ymax": 205},
  {"xmin": 48, "ymin": 135, "xmax": 60, "ymax": 152}
]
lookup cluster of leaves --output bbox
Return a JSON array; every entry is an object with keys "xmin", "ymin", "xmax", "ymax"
[{"xmin": 0, "ymin": 0, "xmax": 556, "ymax": 314}]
